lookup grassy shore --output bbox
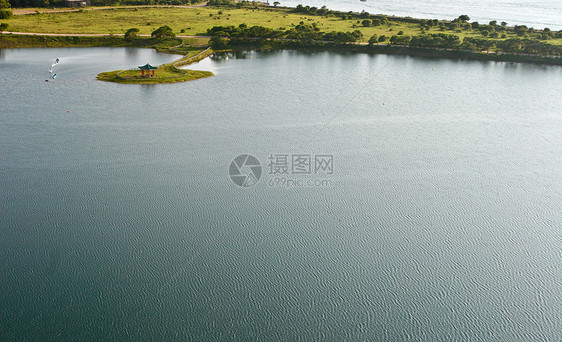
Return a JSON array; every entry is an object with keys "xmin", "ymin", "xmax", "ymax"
[
  {"xmin": 3, "ymin": 5, "xmax": 561, "ymax": 46},
  {"xmin": 96, "ymin": 63, "xmax": 212, "ymax": 84},
  {"xmin": 0, "ymin": 33, "xmax": 183, "ymax": 48}
]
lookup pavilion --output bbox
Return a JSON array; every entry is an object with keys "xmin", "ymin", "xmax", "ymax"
[{"xmin": 139, "ymin": 63, "xmax": 157, "ymax": 77}]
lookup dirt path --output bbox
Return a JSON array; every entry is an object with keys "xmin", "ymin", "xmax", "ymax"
[{"xmin": 173, "ymin": 46, "xmax": 212, "ymax": 67}]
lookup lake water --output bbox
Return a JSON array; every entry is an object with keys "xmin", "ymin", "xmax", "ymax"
[
  {"xmin": 1, "ymin": 47, "xmax": 561, "ymax": 341},
  {"xmin": 278, "ymin": 0, "xmax": 562, "ymax": 30}
]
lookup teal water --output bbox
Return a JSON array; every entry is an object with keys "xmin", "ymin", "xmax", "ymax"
[{"xmin": 1, "ymin": 48, "xmax": 561, "ymax": 341}]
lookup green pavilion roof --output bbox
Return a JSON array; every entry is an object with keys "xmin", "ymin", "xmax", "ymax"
[{"xmin": 138, "ymin": 63, "xmax": 157, "ymax": 70}]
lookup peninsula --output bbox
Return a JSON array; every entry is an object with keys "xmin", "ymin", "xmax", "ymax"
[{"xmin": 1, "ymin": 1, "xmax": 560, "ymax": 84}]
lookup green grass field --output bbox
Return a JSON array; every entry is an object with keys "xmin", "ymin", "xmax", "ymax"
[{"xmin": 4, "ymin": 6, "xmax": 560, "ymax": 45}]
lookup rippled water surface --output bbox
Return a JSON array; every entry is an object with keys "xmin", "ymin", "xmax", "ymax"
[{"xmin": 1, "ymin": 48, "xmax": 561, "ymax": 341}]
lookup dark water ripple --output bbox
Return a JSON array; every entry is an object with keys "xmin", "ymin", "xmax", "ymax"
[{"xmin": 1, "ymin": 48, "xmax": 561, "ymax": 341}]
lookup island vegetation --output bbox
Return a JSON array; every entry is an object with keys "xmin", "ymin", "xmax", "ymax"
[
  {"xmin": 1, "ymin": 1, "xmax": 561, "ymax": 79},
  {"xmin": 97, "ymin": 43, "xmax": 214, "ymax": 84}
]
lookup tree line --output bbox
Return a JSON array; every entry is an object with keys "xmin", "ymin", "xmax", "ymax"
[
  {"xmin": 206, "ymin": 23, "xmax": 561, "ymax": 56},
  {"xmin": 207, "ymin": 23, "xmax": 364, "ymax": 47},
  {"xmin": 380, "ymin": 33, "xmax": 561, "ymax": 56}
]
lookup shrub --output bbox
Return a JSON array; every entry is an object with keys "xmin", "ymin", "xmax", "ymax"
[
  {"xmin": 514, "ymin": 25, "xmax": 528, "ymax": 36},
  {"xmin": 209, "ymin": 36, "xmax": 228, "ymax": 49},
  {"xmin": 0, "ymin": 9, "xmax": 12, "ymax": 19},
  {"xmin": 151, "ymin": 25, "xmax": 175, "ymax": 38},
  {"xmin": 390, "ymin": 34, "xmax": 411, "ymax": 45},
  {"xmin": 124, "ymin": 27, "xmax": 140, "ymax": 41}
]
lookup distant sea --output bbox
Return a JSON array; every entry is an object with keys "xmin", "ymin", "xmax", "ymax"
[{"xmin": 277, "ymin": 0, "xmax": 562, "ymax": 30}]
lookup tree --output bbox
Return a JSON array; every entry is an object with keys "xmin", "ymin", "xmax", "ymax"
[
  {"xmin": 0, "ymin": 22, "xmax": 8, "ymax": 32},
  {"xmin": 273, "ymin": 1, "xmax": 280, "ymax": 6},
  {"xmin": 0, "ymin": 9, "xmax": 11, "ymax": 19},
  {"xmin": 489, "ymin": 20, "xmax": 497, "ymax": 26},
  {"xmin": 427, "ymin": 19, "xmax": 439, "ymax": 27},
  {"xmin": 351, "ymin": 30, "xmax": 363, "ymax": 40},
  {"xmin": 501, "ymin": 21, "xmax": 508, "ymax": 27},
  {"xmin": 0, "ymin": 0, "xmax": 12, "ymax": 19},
  {"xmin": 458, "ymin": 15, "xmax": 470, "ymax": 22},
  {"xmin": 390, "ymin": 35, "xmax": 411, "ymax": 45},
  {"xmin": 514, "ymin": 25, "xmax": 528, "ymax": 37},
  {"xmin": 361, "ymin": 19, "xmax": 371, "ymax": 27},
  {"xmin": 409, "ymin": 33, "xmax": 460, "ymax": 48},
  {"xmin": 151, "ymin": 25, "xmax": 175, "ymax": 38},
  {"xmin": 378, "ymin": 35, "xmax": 387, "ymax": 42},
  {"xmin": 368, "ymin": 34, "xmax": 378, "ymax": 45},
  {"xmin": 212, "ymin": 30, "xmax": 230, "ymax": 37},
  {"xmin": 124, "ymin": 28, "xmax": 140, "ymax": 41},
  {"xmin": 209, "ymin": 36, "xmax": 228, "ymax": 49}
]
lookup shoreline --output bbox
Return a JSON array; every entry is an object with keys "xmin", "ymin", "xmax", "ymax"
[
  {"xmin": 219, "ymin": 39, "xmax": 562, "ymax": 66},
  {"xmin": 1, "ymin": 33, "xmax": 560, "ymax": 72},
  {"xmin": 1, "ymin": 4, "xmax": 560, "ymax": 71},
  {"xmin": 1, "ymin": 33, "xmax": 560, "ymax": 67}
]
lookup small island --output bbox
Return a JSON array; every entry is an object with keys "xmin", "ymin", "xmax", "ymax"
[{"xmin": 97, "ymin": 43, "xmax": 214, "ymax": 84}]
